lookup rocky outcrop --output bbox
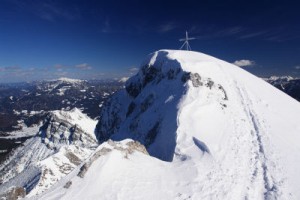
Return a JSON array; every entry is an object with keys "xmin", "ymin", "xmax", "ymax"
[
  {"xmin": 0, "ymin": 187, "xmax": 26, "ymax": 200},
  {"xmin": 95, "ymin": 50, "xmax": 229, "ymax": 161},
  {"xmin": 78, "ymin": 140, "xmax": 148, "ymax": 178},
  {"xmin": 38, "ymin": 111, "xmax": 97, "ymax": 148}
]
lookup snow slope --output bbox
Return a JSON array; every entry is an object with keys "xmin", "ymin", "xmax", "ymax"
[
  {"xmin": 24, "ymin": 50, "xmax": 300, "ymax": 199},
  {"xmin": 95, "ymin": 50, "xmax": 300, "ymax": 200},
  {"xmin": 0, "ymin": 108, "xmax": 97, "ymax": 197}
]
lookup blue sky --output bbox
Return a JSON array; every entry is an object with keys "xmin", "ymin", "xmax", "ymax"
[{"xmin": 0, "ymin": 0, "xmax": 300, "ymax": 82}]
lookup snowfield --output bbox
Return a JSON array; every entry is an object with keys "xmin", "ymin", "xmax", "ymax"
[
  {"xmin": 94, "ymin": 50, "xmax": 300, "ymax": 200},
  {"xmin": 3, "ymin": 50, "xmax": 300, "ymax": 200}
]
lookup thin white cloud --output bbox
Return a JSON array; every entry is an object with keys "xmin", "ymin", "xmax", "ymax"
[
  {"xmin": 239, "ymin": 31, "xmax": 266, "ymax": 39},
  {"xmin": 233, "ymin": 60, "xmax": 255, "ymax": 67},
  {"xmin": 9, "ymin": 0, "xmax": 80, "ymax": 22},
  {"xmin": 129, "ymin": 67, "xmax": 139, "ymax": 72},
  {"xmin": 158, "ymin": 22, "xmax": 178, "ymax": 33},
  {"xmin": 53, "ymin": 63, "xmax": 92, "ymax": 70},
  {"xmin": 75, "ymin": 63, "xmax": 92, "ymax": 70},
  {"xmin": 294, "ymin": 66, "xmax": 300, "ymax": 70},
  {"xmin": 54, "ymin": 64, "xmax": 68, "ymax": 69},
  {"xmin": 0, "ymin": 65, "xmax": 22, "ymax": 72},
  {"xmin": 216, "ymin": 26, "xmax": 245, "ymax": 37}
]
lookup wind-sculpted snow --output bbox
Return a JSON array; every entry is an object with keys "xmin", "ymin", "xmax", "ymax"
[
  {"xmin": 3, "ymin": 50, "xmax": 300, "ymax": 200},
  {"xmin": 96, "ymin": 51, "xmax": 229, "ymax": 161},
  {"xmin": 92, "ymin": 50, "xmax": 300, "ymax": 199}
]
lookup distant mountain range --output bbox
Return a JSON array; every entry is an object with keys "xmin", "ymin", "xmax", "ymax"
[
  {"xmin": 263, "ymin": 76, "xmax": 300, "ymax": 102},
  {"xmin": 0, "ymin": 78, "xmax": 123, "ymax": 135},
  {"xmin": 0, "ymin": 63, "xmax": 299, "ymax": 199},
  {"xmin": 22, "ymin": 50, "xmax": 300, "ymax": 199}
]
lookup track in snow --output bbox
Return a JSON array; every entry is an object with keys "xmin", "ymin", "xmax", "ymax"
[{"xmin": 234, "ymin": 80, "xmax": 287, "ymax": 200}]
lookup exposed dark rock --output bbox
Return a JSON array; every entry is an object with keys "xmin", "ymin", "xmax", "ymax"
[
  {"xmin": 77, "ymin": 163, "xmax": 89, "ymax": 178},
  {"xmin": 143, "ymin": 67, "xmax": 161, "ymax": 87},
  {"xmin": 129, "ymin": 119, "xmax": 139, "ymax": 132},
  {"xmin": 38, "ymin": 112, "xmax": 97, "ymax": 147},
  {"xmin": 0, "ymin": 187, "xmax": 26, "ymax": 200},
  {"xmin": 218, "ymin": 85, "xmax": 228, "ymax": 100},
  {"xmin": 77, "ymin": 147, "xmax": 112, "ymax": 178},
  {"xmin": 96, "ymin": 96, "xmax": 125, "ymax": 142},
  {"xmin": 126, "ymin": 141, "xmax": 149, "ymax": 155},
  {"xmin": 65, "ymin": 152, "xmax": 81, "ymax": 166},
  {"xmin": 167, "ymin": 69, "xmax": 177, "ymax": 80},
  {"xmin": 141, "ymin": 94, "xmax": 155, "ymax": 113},
  {"xmin": 64, "ymin": 181, "xmax": 72, "ymax": 189},
  {"xmin": 181, "ymin": 72, "xmax": 191, "ymax": 83},
  {"xmin": 95, "ymin": 51, "xmax": 182, "ymax": 161},
  {"xmin": 126, "ymin": 102, "xmax": 136, "ymax": 117},
  {"xmin": 126, "ymin": 82, "xmax": 142, "ymax": 98},
  {"xmin": 206, "ymin": 79, "xmax": 214, "ymax": 89},
  {"xmin": 191, "ymin": 73, "xmax": 203, "ymax": 87},
  {"xmin": 145, "ymin": 122, "xmax": 160, "ymax": 147}
]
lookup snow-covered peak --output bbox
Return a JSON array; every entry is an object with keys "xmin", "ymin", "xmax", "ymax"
[
  {"xmin": 264, "ymin": 75, "xmax": 297, "ymax": 81},
  {"xmin": 4, "ymin": 50, "xmax": 300, "ymax": 199},
  {"xmin": 50, "ymin": 108, "xmax": 97, "ymax": 138},
  {"xmin": 38, "ymin": 108, "xmax": 97, "ymax": 148},
  {"xmin": 55, "ymin": 77, "xmax": 86, "ymax": 84},
  {"xmin": 119, "ymin": 77, "xmax": 129, "ymax": 83},
  {"xmin": 95, "ymin": 50, "xmax": 300, "ymax": 199}
]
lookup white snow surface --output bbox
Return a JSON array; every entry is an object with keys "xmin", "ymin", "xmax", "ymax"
[
  {"xmin": 119, "ymin": 77, "xmax": 130, "ymax": 83},
  {"xmin": 32, "ymin": 50, "xmax": 300, "ymax": 199},
  {"xmin": 0, "ymin": 125, "xmax": 39, "ymax": 139},
  {"xmin": 55, "ymin": 77, "xmax": 85, "ymax": 83}
]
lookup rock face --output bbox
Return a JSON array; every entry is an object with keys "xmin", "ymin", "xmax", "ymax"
[
  {"xmin": 0, "ymin": 187, "xmax": 26, "ymax": 200},
  {"xmin": 0, "ymin": 108, "xmax": 97, "ymax": 197},
  {"xmin": 38, "ymin": 109, "xmax": 98, "ymax": 149},
  {"xmin": 77, "ymin": 140, "xmax": 148, "ymax": 178},
  {"xmin": 20, "ymin": 50, "xmax": 300, "ymax": 200},
  {"xmin": 95, "ymin": 51, "xmax": 228, "ymax": 161},
  {"xmin": 91, "ymin": 50, "xmax": 300, "ymax": 199}
]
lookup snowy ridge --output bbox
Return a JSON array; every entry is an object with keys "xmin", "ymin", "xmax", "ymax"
[
  {"xmin": 36, "ymin": 77, "xmax": 87, "ymax": 95},
  {"xmin": 53, "ymin": 77, "xmax": 86, "ymax": 84},
  {"xmin": 93, "ymin": 50, "xmax": 300, "ymax": 199},
  {"xmin": 0, "ymin": 108, "xmax": 97, "ymax": 197},
  {"xmin": 3, "ymin": 50, "xmax": 300, "ymax": 199}
]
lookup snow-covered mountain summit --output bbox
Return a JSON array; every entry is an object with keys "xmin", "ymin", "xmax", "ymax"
[
  {"xmin": 94, "ymin": 50, "xmax": 300, "ymax": 199},
  {"xmin": 2, "ymin": 50, "xmax": 300, "ymax": 200}
]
